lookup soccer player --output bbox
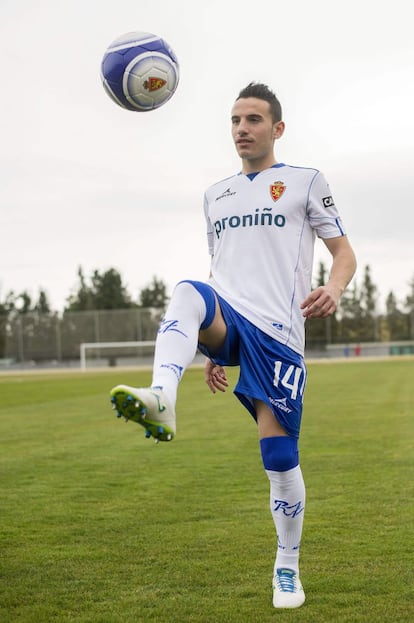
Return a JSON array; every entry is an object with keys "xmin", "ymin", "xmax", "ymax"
[{"xmin": 110, "ymin": 82, "xmax": 357, "ymax": 609}]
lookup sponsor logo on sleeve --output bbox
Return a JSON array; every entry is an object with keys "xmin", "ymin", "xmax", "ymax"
[{"xmin": 322, "ymin": 196, "xmax": 335, "ymax": 208}]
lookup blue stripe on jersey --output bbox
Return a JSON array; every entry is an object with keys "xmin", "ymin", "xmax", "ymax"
[
  {"xmin": 335, "ymin": 217, "xmax": 345, "ymax": 235},
  {"xmin": 305, "ymin": 169, "xmax": 321, "ymax": 207},
  {"xmin": 245, "ymin": 162, "xmax": 286, "ymax": 181}
]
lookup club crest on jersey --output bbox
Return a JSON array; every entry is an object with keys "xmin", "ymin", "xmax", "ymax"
[
  {"xmin": 270, "ymin": 181, "xmax": 286, "ymax": 202},
  {"xmin": 143, "ymin": 77, "xmax": 167, "ymax": 92}
]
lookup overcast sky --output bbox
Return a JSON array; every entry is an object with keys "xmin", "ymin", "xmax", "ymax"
[{"xmin": 1, "ymin": 0, "xmax": 413, "ymax": 312}]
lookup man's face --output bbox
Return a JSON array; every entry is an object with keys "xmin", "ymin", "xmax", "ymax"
[{"xmin": 231, "ymin": 97, "xmax": 284, "ymax": 167}]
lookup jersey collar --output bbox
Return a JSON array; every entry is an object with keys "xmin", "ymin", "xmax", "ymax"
[{"xmin": 242, "ymin": 163, "xmax": 285, "ymax": 181}]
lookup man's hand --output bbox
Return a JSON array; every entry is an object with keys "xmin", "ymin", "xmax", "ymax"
[
  {"xmin": 302, "ymin": 235, "xmax": 357, "ymax": 319},
  {"xmin": 300, "ymin": 285, "xmax": 341, "ymax": 319},
  {"xmin": 205, "ymin": 359, "xmax": 228, "ymax": 394}
]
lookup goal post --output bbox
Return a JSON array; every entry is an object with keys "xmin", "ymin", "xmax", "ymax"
[{"xmin": 80, "ymin": 341, "xmax": 156, "ymax": 371}]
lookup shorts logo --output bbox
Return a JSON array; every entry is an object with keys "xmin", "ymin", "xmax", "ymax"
[
  {"xmin": 322, "ymin": 195, "xmax": 335, "ymax": 208},
  {"xmin": 270, "ymin": 181, "xmax": 286, "ymax": 202},
  {"xmin": 268, "ymin": 396, "xmax": 293, "ymax": 413}
]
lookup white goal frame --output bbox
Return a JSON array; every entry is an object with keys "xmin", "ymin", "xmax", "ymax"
[{"xmin": 80, "ymin": 341, "xmax": 155, "ymax": 371}]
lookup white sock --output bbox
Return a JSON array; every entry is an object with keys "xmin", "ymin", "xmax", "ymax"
[
  {"xmin": 265, "ymin": 465, "xmax": 306, "ymax": 574},
  {"xmin": 151, "ymin": 281, "xmax": 207, "ymax": 406}
]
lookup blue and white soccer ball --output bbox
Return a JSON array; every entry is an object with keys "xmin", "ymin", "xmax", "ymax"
[{"xmin": 100, "ymin": 31, "xmax": 179, "ymax": 112}]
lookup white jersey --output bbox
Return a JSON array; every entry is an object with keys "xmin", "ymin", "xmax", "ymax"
[{"xmin": 204, "ymin": 163, "xmax": 346, "ymax": 355}]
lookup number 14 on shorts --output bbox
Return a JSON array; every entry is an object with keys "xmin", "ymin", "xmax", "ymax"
[{"xmin": 273, "ymin": 360, "xmax": 307, "ymax": 401}]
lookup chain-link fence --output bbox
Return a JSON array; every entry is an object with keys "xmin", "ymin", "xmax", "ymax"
[
  {"xmin": 1, "ymin": 308, "xmax": 414, "ymax": 370},
  {"xmin": 0, "ymin": 308, "xmax": 163, "ymax": 368}
]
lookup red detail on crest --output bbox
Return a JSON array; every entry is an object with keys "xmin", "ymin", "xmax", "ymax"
[
  {"xmin": 143, "ymin": 77, "xmax": 167, "ymax": 92},
  {"xmin": 270, "ymin": 181, "xmax": 286, "ymax": 202}
]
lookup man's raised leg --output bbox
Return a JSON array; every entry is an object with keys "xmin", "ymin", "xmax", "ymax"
[{"xmin": 110, "ymin": 281, "xmax": 221, "ymax": 441}]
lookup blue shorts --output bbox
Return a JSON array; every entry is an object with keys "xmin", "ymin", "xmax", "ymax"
[{"xmin": 190, "ymin": 282, "xmax": 307, "ymax": 439}]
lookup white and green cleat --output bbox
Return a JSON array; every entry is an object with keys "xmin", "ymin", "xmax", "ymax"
[
  {"xmin": 110, "ymin": 385, "xmax": 176, "ymax": 442},
  {"xmin": 272, "ymin": 568, "xmax": 305, "ymax": 609}
]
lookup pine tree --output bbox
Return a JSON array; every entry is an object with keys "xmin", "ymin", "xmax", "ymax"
[
  {"xmin": 138, "ymin": 276, "xmax": 168, "ymax": 309},
  {"xmin": 360, "ymin": 265, "xmax": 378, "ymax": 341},
  {"xmin": 65, "ymin": 267, "xmax": 135, "ymax": 311},
  {"xmin": 385, "ymin": 291, "xmax": 408, "ymax": 340},
  {"xmin": 405, "ymin": 274, "xmax": 414, "ymax": 339}
]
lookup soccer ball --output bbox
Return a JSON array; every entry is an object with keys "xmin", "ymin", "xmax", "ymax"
[{"xmin": 100, "ymin": 31, "xmax": 179, "ymax": 112}]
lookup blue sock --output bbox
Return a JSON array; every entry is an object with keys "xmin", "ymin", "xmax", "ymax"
[{"xmin": 260, "ymin": 436, "xmax": 299, "ymax": 472}]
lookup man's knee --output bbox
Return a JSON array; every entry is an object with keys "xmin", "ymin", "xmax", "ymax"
[
  {"xmin": 176, "ymin": 280, "xmax": 216, "ymax": 329},
  {"xmin": 260, "ymin": 436, "xmax": 299, "ymax": 472},
  {"xmin": 173, "ymin": 280, "xmax": 227, "ymax": 352}
]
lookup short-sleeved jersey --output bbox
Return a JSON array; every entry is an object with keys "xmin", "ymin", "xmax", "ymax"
[{"xmin": 204, "ymin": 163, "xmax": 346, "ymax": 356}]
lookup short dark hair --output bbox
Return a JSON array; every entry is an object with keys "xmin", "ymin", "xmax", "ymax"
[{"xmin": 236, "ymin": 82, "xmax": 282, "ymax": 123}]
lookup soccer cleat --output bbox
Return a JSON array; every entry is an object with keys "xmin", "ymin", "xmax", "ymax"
[
  {"xmin": 109, "ymin": 385, "xmax": 176, "ymax": 442},
  {"xmin": 272, "ymin": 568, "xmax": 305, "ymax": 609}
]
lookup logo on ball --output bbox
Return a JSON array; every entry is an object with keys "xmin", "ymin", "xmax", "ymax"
[{"xmin": 144, "ymin": 77, "xmax": 167, "ymax": 92}]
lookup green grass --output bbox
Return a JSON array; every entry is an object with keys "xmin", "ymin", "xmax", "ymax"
[{"xmin": 0, "ymin": 360, "xmax": 413, "ymax": 622}]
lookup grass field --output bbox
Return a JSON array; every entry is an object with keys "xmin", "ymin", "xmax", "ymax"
[{"xmin": 0, "ymin": 359, "xmax": 413, "ymax": 623}]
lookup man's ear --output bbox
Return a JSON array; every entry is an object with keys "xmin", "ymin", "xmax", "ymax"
[{"xmin": 273, "ymin": 121, "xmax": 285, "ymax": 139}]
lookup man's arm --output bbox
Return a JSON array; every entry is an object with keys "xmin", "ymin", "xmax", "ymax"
[{"xmin": 301, "ymin": 235, "xmax": 357, "ymax": 319}]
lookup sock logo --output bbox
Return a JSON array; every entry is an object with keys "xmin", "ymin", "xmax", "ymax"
[
  {"xmin": 277, "ymin": 537, "xmax": 301, "ymax": 551},
  {"xmin": 160, "ymin": 363, "xmax": 183, "ymax": 381},
  {"xmin": 273, "ymin": 499, "xmax": 304, "ymax": 518},
  {"xmin": 158, "ymin": 318, "xmax": 188, "ymax": 337}
]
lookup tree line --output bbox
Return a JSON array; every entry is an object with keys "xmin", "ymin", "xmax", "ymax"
[
  {"xmin": 306, "ymin": 263, "xmax": 414, "ymax": 346},
  {"xmin": 1, "ymin": 264, "xmax": 414, "ymax": 346},
  {"xmin": 0, "ymin": 268, "xmax": 169, "ymax": 316}
]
